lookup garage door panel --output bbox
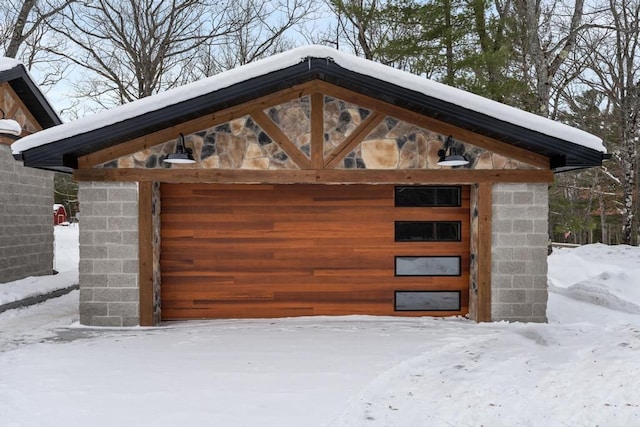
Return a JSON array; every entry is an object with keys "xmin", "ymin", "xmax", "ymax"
[{"xmin": 161, "ymin": 184, "xmax": 470, "ymax": 319}]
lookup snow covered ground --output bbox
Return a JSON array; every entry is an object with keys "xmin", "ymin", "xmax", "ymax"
[{"xmin": 1, "ymin": 227, "xmax": 639, "ymax": 426}]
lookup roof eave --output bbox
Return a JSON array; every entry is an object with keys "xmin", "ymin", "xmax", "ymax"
[
  {"xmin": 0, "ymin": 64, "xmax": 62, "ymax": 129},
  {"xmin": 19, "ymin": 57, "xmax": 605, "ymax": 171}
]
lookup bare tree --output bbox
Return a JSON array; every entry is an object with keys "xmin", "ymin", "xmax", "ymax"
[
  {"xmin": 512, "ymin": 0, "xmax": 586, "ymax": 117},
  {"xmin": 192, "ymin": 0, "xmax": 317, "ymax": 77},
  {"xmin": 47, "ymin": 0, "xmax": 246, "ymax": 107},
  {"xmin": 0, "ymin": 0, "xmax": 74, "ymax": 90},
  {"xmin": 579, "ymin": 0, "xmax": 640, "ymax": 244}
]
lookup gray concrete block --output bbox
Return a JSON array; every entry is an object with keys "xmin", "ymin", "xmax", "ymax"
[
  {"xmin": 94, "ymin": 230, "xmax": 123, "ymax": 246},
  {"xmin": 107, "ymin": 273, "xmax": 138, "ymax": 288},
  {"xmin": 511, "ymin": 275, "xmax": 533, "ymax": 288},
  {"xmin": 493, "ymin": 247, "xmax": 513, "ymax": 261},
  {"xmin": 532, "ymin": 303, "xmax": 548, "ymax": 319},
  {"xmin": 82, "ymin": 245, "xmax": 108, "ymax": 260},
  {"xmin": 81, "ymin": 216, "xmax": 108, "ymax": 231},
  {"xmin": 491, "ymin": 303, "xmax": 514, "ymax": 318},
  {"xmin": 533, "ymin": 219, "xmax": 548, "ymax": 234},
  {"xmin": 121, "ymin": 288, "xmax": 140, "ymax": 302},
  {"xmin": 495, "ymin": 234, "xmax": 529, "ymax": 248},
  {"xmin": 512, "ymin": 248, "xmax": 534, "ymax": 261},
  {"xmin": 94, "ymin": 259, "xmax": 123, "ymax": 274},
  {"xmin": 108, "ymin": 244, "xmax": 138, "ymax": 260},
  {"xmin": 513, "ymin": 220, "xmax": 534, "ymax": 233},
  {"xmin": 80, "ymin": 187, "xmax": 108, "ymax": 202},
  {"xmin": 491, "ymin": 275, "xmax": 513, "ymax": 289},
  {"xmin": 108, "ymin": 302, "xmax": 138, "ymax": 318},
  {"xmin": 121, "ymin": 202, "xmax": 138, "ymax": 217},
  {"xmin": 496, "ymin": 289, "xmax": 526, "ymax": 303},
  {"xmin": 492, "ymin": 191, "xmax": 513, "ymax": 205},
  {"xmin": 79, "ymin": 273, "xmax": 108, "ymax": 287},
  {"xmin": 121, "ymin": 231, "xmax": 139, "ymax": 246},
  {"xmin": 91, "ymin": 316, "xmax": 123, "ymax": 327},
  {"xmin": 109, "ymin": 187, "xmax": 138, "ymax": 202},
  {"xmin": 80, "ymin": 302, "xmax": 108, "ymax": 318},
  {"xmin": 93, "ymin": 288, "xmax": 123, "ymax": 302},
  {"xmin": 513, "ymin": 192, "xmax": 534, "ymax": 205},
  {"xmin": 498, "ymin": 261, "xmax": 526, "ymax": 275},
  {"xmin": 122, "ymin": 316, "xmax": 140, "ymax": 327},
  {"xmin": 122, "ymin": 260, "xmax": 139, "ymax": 274},
  {"xmin": 108, "ymin": 216, "xmax": 138, "ymax": 231},
  {"xmin": 526, "ymin": 289, "xmax": 548, "ymax": 305},
  {"xmin": 79, "ymin": 289, "xmax": 94, "ymax": 302},
  {"xmin": 493, "ymin": 219, "xmax": 513, "ymax": 233},
  {"xmin": 78, "ymin": 259, "xmax": 94, "ymax": 274},
  {"xmin": 527, "ymin": 259, "xmax": 548, "ymax": 276}
]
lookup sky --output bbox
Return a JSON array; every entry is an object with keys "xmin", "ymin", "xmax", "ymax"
[{"xmin": 0, "ymin": 227, "xmax": 638, "ymax": 426}]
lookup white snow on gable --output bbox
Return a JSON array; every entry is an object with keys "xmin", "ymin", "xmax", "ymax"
[
  {"xmin": 0, "ymin": 57, "xmax": 22, "ymax": 73},
  {"xmin": 11, "ymin": 45, "xmax": 605, "ymax": 155}
]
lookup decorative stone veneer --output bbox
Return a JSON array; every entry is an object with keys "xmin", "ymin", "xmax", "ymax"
[
  {"xmin": 151, "ymin": 182, "xmax": 162, "ymax": 323},
  {"xmin": 266, "ymin": 97, "xmax": 311, "ymax": 157},
  {"xmin": 78, "ymin": 182, "xmax": 139, "ymax": 326},
  {"xmin": 0, "ymin": 144, "xmax": 54, "ymax": 283},
  {"xmin": 99, "ymin": 96, "xmax": 537, "ymax": 171},
  {"xmin": 323, "ymin": 96, "xmax": 370, "ymax": 156},
  {"xmin": 100, "ymin": 115, "xmax": 297, "ymax": 170},
  {"xmin": 491, "ymin": 183, "xmax": 549, "ymax": 322},
  {"xmin": 468, "ymin": 184, "xmax": 480, "ymax": 319}
]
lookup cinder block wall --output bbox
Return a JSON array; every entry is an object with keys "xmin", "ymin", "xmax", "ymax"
[
  {"xmin": 491, "ymin": 183, "xmax": 549, "ymax": 322},
  {"xmin": 79, "ymin": 182, "xmax": 139, "ymax": 326},
  {"xmin": 0, "ymin": 145, "xmax": 54, "ymax": 283}
]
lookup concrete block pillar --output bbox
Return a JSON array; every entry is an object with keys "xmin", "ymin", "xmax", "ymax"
[
  {"xmin": 491, "ymin": 183, "xmax": 549, "ymax": 322},
  {"xmin": 78, "ymin": 182, "xmax": 139, "ymax": 326}
]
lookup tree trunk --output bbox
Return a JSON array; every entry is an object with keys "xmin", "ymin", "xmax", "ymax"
[{"xmin": 5, "ymin": 0, "xmax": 37, "ymax": 58}]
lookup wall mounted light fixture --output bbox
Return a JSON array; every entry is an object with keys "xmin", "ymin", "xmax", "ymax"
[
  {"xmin": 0, "ymin": 108, "xmax": 22, "ymax": 137},
  {"xmin": 437, "ymin": 135, "xmax": 469, "ymax": 167},
  {"xmin": 164, "ymin": 133, "xmax": 195, "ymax": 164}
]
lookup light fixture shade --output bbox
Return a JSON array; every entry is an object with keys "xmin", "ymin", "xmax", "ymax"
[
  {"xmin": 165, "ymin": 153, "xmax": 195, "ymax": 163},
  {"xmin": 0, "ymin": 118, "xmax": 21, "ymax": 136},
  {"xmin": 437, "ymin": 155, "xmax": 469, "ymax": 166},
  {"xmin": 437, "ymin": 135, "xmax": 469, "ymax": 167},
  {"xmin": 164, "ymin": 133, "xmax": 196, "ymax": 164}
]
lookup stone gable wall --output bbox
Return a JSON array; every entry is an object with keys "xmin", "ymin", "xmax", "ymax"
[
  {"xmin": 0, "ymin": 144, "xmax": 54, "ymax": 283},
  {"xmin": 78, "ymin": 182, "xmax": 139, "ymax": 326},
  {"xmin": 99, "ymin": 96, "xmax": 538, "ymax": 171},
  {"xmin": 491, "ymin": 183, "xmax": 549, "ymax": 322}
]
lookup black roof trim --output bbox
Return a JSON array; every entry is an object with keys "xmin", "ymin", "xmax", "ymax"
[
  {"xmin": 19, "ymin": 57, "xmax": 604, "ymax": 173},
  {"xmin": 0, "ymin": 63, "xmax": 62, "ymax": 130}
]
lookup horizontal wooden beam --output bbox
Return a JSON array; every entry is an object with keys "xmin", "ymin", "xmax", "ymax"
[{"xmin": 74, "ymin": 167, "xmax": 554, "ymax": 184}]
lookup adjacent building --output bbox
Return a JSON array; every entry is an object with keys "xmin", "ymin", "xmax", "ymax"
[{"xmin": 0, "ymin": 58, "xmax": 61, "ymax": 283}]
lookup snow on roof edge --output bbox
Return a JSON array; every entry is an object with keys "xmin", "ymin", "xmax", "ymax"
[
  {"xmin": 0, "ymin": 57, "xmax": 22, "ymax": 73},
  {"xmin": 11, "ymin": 45, "xmax": 605, "ymax": 155},
  {"xmin": 1, "ymin": 57, "xmax": 63, "ymax": 125}
]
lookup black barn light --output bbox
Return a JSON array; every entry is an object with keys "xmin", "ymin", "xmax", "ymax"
[
  {"xmin": 164, "ymin": 133, "xmax": 195, "ymax": 164},
  {"xmin": 437, "ymin": 135, "xmax": 469, "ymax": 167}
]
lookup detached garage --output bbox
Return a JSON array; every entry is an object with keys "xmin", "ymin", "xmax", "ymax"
[{"xmin": 11, "ymin": 45, "xmax": 607, "ymax": 326}]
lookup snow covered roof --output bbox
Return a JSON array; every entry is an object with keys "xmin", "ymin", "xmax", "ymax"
[
  {"xmin": 0, "ymin": 57, "xmax": 62, "ymax": 130},
  {"xmin": 11, "ymin": 45, "xmax": 606, "ymax": 173},
  {"xmin": 0, "ymin": 57, "xmax": 22, "ymax": 73}
]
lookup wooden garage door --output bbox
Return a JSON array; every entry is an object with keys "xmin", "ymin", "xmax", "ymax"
[{"xmin": 160, "ymin": 184, "xmax": 470, "ymax": 319}]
